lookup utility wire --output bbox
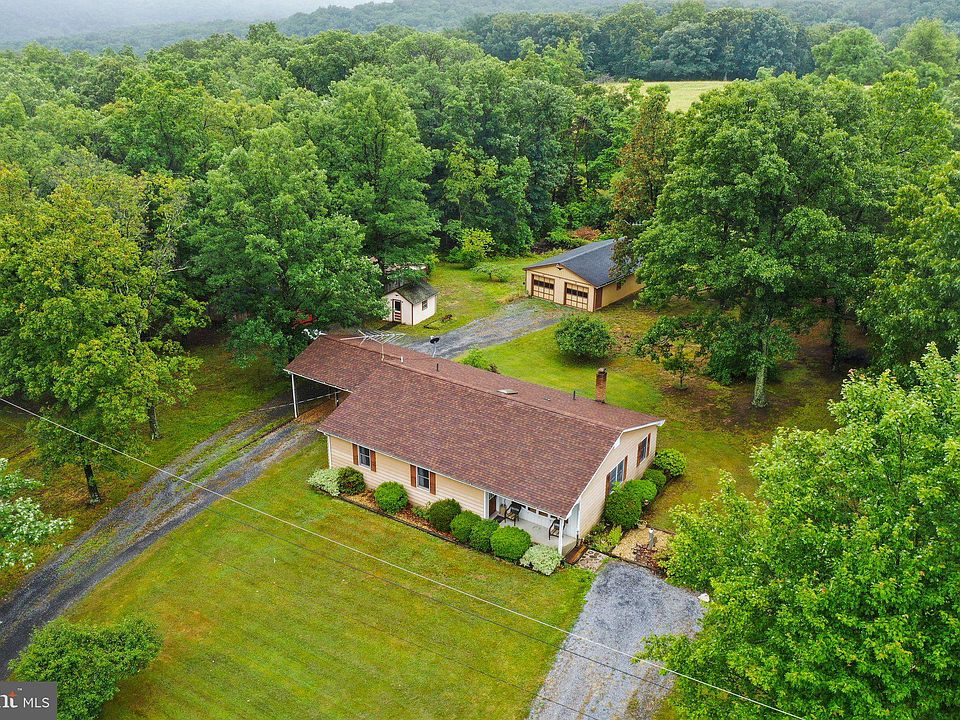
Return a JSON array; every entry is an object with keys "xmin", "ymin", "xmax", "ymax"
[
  {"xmin": 0, "ymin": 397, "xmax": 805, "ymax": 720},
  {"xmin": 171, "ymin": 533, "xmax": 609, "ymax": 720}
]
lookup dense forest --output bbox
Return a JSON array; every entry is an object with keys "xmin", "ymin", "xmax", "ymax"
[
  {"xmin": 1, "ymin": 4, "xmax": 959, "ymax": 717},
  {"xmin": 13, "ymin": 0, "xmax": 960, "ymax": 57}
]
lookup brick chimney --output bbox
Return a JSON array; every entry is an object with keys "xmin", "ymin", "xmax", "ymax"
[{"xmin": 596, "ymin": 368, "xmax": 607, "ymax": 403}]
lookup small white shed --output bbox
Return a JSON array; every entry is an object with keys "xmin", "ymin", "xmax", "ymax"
[{"xmin": 383, "ymin": 279, "xmax": 438, "ymax": 326}]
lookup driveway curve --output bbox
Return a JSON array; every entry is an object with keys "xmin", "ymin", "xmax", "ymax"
[
  {"xmin": 0, "ymin": 403, "xmax": 318, "ymax": 672},
  {"xmin": 403, "ymin": 299, "xmax": 572, "ymax": 359},
  {"xmin": 529, "ymin": 561, "xmax": 704, "ymax": 720}
]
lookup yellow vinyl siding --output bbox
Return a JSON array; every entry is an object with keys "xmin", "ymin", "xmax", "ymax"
[
  {"xmin": 328, "ymin": 435, "xmax": 485, "ymax": 515},
  {"xmin": 525, "ymin": 265, "xmax": 639, "ymax": 312},
  {"xmin": 595, "ymin": 274, "xmax": 641, "ymax": 310},
  {"xmin": 578, "ymin": 425, "xmax": 660, "ymax": 534}
]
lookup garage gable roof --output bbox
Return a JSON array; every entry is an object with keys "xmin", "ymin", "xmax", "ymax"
[{"xmin": 524, "ymin": 238, "xmax": 632, "ymax": 288}]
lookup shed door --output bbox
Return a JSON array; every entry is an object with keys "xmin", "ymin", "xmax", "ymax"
[{"xmin": 392, "ymin": 298, "xmax": 403, "ymax": 322}]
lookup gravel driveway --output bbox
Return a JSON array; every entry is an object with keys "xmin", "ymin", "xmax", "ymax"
[
  {"xmin": 403, "ymin": 299, "xmax": 572, "ymax": 359},
  {"xmin": 529, "ymin": 561, "xmax": 704, "ymax": 720},
  {"xmin": 0, "ymin": 402, "xmax": 318, "ymax": 672}
]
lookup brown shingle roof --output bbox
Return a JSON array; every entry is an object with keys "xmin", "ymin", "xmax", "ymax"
[{"xmin": 287, "ymin": 335, "xmax": 664, "ymax": 517}]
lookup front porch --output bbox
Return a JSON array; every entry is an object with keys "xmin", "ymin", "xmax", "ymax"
[
  {"xmin": 500, "ymin": 515, "xmax": 579, "ymax": 556},
  {"xmin": 488, "ymin": 491, "xmax": 580, "ymax": 555}
]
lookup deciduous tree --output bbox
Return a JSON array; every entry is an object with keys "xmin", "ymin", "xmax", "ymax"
[{"xmin": 647, "ymin": 346, "xmax": 960, "ymax": 719}]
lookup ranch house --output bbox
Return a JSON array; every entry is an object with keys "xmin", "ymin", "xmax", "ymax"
[{"xmin": 285, "ymin": 334, "xmax": 664, "ymax": 554}]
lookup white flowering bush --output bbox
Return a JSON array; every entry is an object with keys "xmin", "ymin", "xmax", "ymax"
[
  {"xmin": 307, "ymin": 468, "xmax": 342, "ymax": 496},
  {"xmin": 519, "ymin": 544, "xmax": 563, "ymax": 576}
]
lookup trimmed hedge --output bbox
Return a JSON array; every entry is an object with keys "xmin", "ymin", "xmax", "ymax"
[
  {"xmin": 520, "ymin": 545, "xmax": 563, "ymax": 575},
  {"xmin": 652, "ymin": 448, "xmax": 687, "ymax": 478},
  {"xmin": 450, "ymin": 511, "xmax": 481, "ymax": 543},
  {"xmin": 426, "ymin": 498, "xmax": 462, "ymax": 533},
  {"xmin": 554, "ymin": 314, "xmax": 614, "ymax": 360},
  {"xmin": 490, "ymin": 526, "xmax": 532, "ymax": 562},
  {"xmin": 373, "ymin": 482, "xmax": 408, "ymax": 514},
  {"xmin": 624, "ymin": 478, "xmax": 658, "ymax": 505},
  {"xmin": 469, "ymin": 519, "xmax": 500, "ymax": 553},
  {"xmin": 307, "ymin": 468, "xmax": 341, "ymax": 496},
  {"xmin": 338, "ymin": 467, "xmax": 366, "ymax": 495},
  {"xmin": 604, "ymin": 486, "xmax": 643, "ymax": 528},
  {"xmin": 643, "ymin": 469, "xmax": 668, "ymax": 492}
]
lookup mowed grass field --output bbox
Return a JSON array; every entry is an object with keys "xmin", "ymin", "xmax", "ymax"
[
  {"xmin": 70, "ymin": 439, "xmax": 593, "ymax": 720},
  {"xmin": 0, "ymin": 342, "xmax": 285, "ymax": 597},
  {"xmin": 481, "ymin": 297, "xmax": 845, "ymax": 529},
  {"xmin": 605, "ymin": 80, "xmax": 731, "ymax": 111}
]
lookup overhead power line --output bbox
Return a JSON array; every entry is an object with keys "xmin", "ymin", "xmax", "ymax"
[{"xmin": 0, "ymin": 397, "xmax": 805, "ymax": 720}]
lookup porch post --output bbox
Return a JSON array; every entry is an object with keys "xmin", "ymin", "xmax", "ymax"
[
  {"xmin": 291, "ymin": 374, "xmax": 299, "ymax": 419},
  {"xmin": 557, "ymin": 517, "xmax": 564, "ymax": 554}
]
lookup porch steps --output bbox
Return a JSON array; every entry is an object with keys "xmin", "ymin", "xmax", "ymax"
[{"xmin": 564, "ymin": 542, "xmax": 587, "ymax": 565}]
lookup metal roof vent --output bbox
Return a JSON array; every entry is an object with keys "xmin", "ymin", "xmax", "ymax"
[{"xmin": 498, "ymin": 389, "xmax": 518, "ymax": 395}]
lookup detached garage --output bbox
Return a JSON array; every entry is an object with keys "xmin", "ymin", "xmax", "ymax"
[
  {"xmin": 524, "ymin": 238, "xmax": 640, "ymax": 312},
  {"xmin": 383, "ymin": 279, "xmax": 438, "ymax": 326}
]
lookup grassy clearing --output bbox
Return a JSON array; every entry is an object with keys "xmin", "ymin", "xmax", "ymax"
[
  {"xmin": 482, "ymin": 298, "xmax": 845, "ymax": 529},
  {"xmin": 69, "ymin": 438, "xmax": 593, "ymax": 720},
  {"xmin": 373, "ymin": 256, "xmax": 545, "ymax": 338},
  {"xmin": 0, "ymin": 343, "xmax": 285, "ymax": 597},
  {"xmin": 605, "ymin": 80, "xmax": 732, "ymax": 111}
]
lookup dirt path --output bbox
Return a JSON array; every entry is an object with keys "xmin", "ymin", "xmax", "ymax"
[
  {"xmin": 528, "ymin": 561, "xmax": 703, "ymax": 720},
  {"xmin": 0, "ymin": 403, "xmax": 317, "ymax": 672},
  {"xmin": 403, "ymin": 299, "xmax": 572, "ymax": 359}
]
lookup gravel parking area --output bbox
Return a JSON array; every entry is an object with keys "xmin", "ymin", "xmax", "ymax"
[
  {"xmin": 529, "ymin": 561, "xmax": 703, "ymax": 720},
  {"xmin": 403, "ymin": 299, "xmax": 571, "ymax": 358}
]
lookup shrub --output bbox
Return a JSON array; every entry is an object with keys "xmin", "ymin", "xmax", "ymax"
[
  {"xmin": 624, "ymin": 478, "xmax": 658, "ymax": 505},
  {"xmin": 520, "ymin": 545, "xmax": 563, "ymax": 575},
  {"xmin": 461, "ymin": 348, "xmax": 498, "ymax": 373},
  {"xmin": 604, "ymin": 486, "xmax": 643, "ymax": 528},
  {"xmin": 652, "ymin": 448, "xmax": 687, "ymax": 478},
  {"xmin": 490, "ymin": 526, "xmax": 533, "ymax": 562},
  {"xmin": 644, "ymin": 469, "xmax": 668, "ymax": 492},
  {"xmin": 337, "ymin": 467, "xmax": 366, "ymax": 494},
  {"xmin": 554, "ymin": 314, "xmax": 614, "ymax": 360},
  {"xmin": 452, "ymin": 228, "xmax": 494, "ymax": 268},
  {"xmin": 11, "ymin": 617, "xmax": 161, "ymax": 720},
  {"xmin": 472, "ymin": 262, "xmax": 510, "ymax": 282},
  {"xmin": 307, "ymin": 468, "xmax": 341, "ymax": 496},
  {"xmin": 469, "ymin": 518, "xmax": 500, "ymax": 552},
  {"xmin": 373, "ymin": 482, "xmax": 408, "ymax": 514},
  {"xmin": 426, "ymin": 498, "xmax": 462, "ymax": 533},
  {"xmin": 588, "ymin": 524, "xmax": 623, "ymax": 553},
  {"xmin": 450, "ymin": 510, "xmax": 481, "ymax": 543}
]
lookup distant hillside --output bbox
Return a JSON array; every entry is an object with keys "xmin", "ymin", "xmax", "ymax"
[
  {"xmin": 278, "ymin": 0, "xmax": 628, "ymax": 35},
  {"xmin": 0, "ymin": 0, "xmax": 350, "ymax": 44}
]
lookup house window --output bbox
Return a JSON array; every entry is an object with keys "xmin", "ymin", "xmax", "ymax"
[
  {"xmin": 421, "ymin": 299, "xmax": 429, "ymax": 311},
  {"xmin": 531, "ymin": 274, "xmax": 555, "ymax": 300},
  {"xmin": 638, "ymin": 434, "xmax": 650, "ymax": 463},
  {"xmin": 607, "ymin": 457, "xmax": 626, "ymax": 490},
  {"xmin": 616, "ymin": 280, "xmax": 624, "ymax": 290},
  {"xmin": 357, "ymin": 445, "xmax": 372, "ymax": 469},
  {"xmin": 564, "ymin": 282, "xmax": 589, "ymax": 310},
  {"xmin": 416, "ymin": 466, "xmax": 431, "ymax": 489}
]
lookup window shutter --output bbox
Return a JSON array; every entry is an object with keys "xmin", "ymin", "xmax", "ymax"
[
  {"xmin": 409, "ymin": 464, "xmax": 417, "ymax": 487},
  {"xmin": 605, "ymin": 472, "xmax": 611, "ymax": 496},
  {"xmin": 352, "ymin": 443, "xmax": 358, "ymax": 465},
  {"xmin": 370, "ymin": 450, "xmax": 377, "ymax": 472},
  {"xmin": 429, "ymin": 471, "xmax": 437, "ymax": 495}
]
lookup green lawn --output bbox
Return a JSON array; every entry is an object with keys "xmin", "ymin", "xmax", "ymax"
[
  {"xmin": 482, "ymin": 299, "xmax": 844, "ymax": 529},
  {"xmin": 0, "ymin": 342, "xmax": 285, "ymax": 597},
  {"xmin": 373, "ymin": 257, "xmax": 545, "ymax": 338},
  {"xmin": 69, "ymin": 439, "xmax": 593, "ymax": 720},
  {"xmin": 605, "ymin": 80, "xmax": 732, "ymax": 111}
]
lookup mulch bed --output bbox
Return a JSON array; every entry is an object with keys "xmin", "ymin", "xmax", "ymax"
[{"xmin": 342, "ymin": 490, "xmax": 457, "ymax": 541}]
